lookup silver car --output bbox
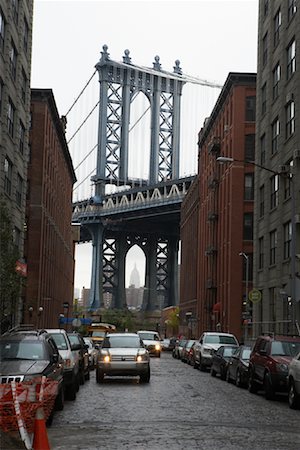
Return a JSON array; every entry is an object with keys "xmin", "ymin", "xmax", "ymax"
[
  {"xmin": 96, "ymin": 333, "xmax": 150, "ymax": 383},
  {"xmin": 287, "ymin": 350, "xmax": 300, "ymax": 409}
]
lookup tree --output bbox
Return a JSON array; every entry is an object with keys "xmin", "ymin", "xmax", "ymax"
[
  {"xmin": 0, "ymin": 199, "xmax": 22, "ymax": 332},
  {"xmin": 168, "ymin": 306, "xmax": 180, "ymax": 335}
]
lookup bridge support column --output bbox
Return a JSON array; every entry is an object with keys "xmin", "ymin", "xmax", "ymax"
[
  {"xmin": 143, "ymin": 236, "xmax": 158, "ymax": 310},
  {"xmin": 114, "ymin": 235, "xmax": 127, "ymax": 309},
  {"xmin": 88, "ymin": 224, "xmax": 104, "ymax": 311},
  {"xmin": 167, "ymin": 236, "xmax": 179, "ymax": 307}
]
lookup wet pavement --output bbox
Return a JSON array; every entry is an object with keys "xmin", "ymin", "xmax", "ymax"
[{"xmin": 47, "ymin": 352, "xmax": 300, "ymax": 450}]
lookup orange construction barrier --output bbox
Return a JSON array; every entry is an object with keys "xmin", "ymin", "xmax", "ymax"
[{"xmin": 32, "ymin": 407, "xmax": 50, "ymax": 450}]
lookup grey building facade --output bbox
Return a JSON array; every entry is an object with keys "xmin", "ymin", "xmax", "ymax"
[
  {"xmin": 0, "ymin": 0, "xmax": 34, "ymax": 321},
  {"xmin": 254, "ymin": 0, "xmax": 300, "ymax": 335}
]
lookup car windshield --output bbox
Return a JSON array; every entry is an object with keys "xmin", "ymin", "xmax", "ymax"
[
  {"xmin": 92, "ymin": 331, "xmax": 106, "ymax": 338},
  {"xmin": 241, "ymin": 348, "xmax": 251, "ymax": 360},
  {"xmin": 0, "ymin": 341, "xmax": 46, "ymax": 361},
  {"xmin": 139, "ymin": 333, "xmax": 159, "ymax": 341},
  {"xmin": 102, "ymin": 336, "xmax": 142, "ymax": 348},
  {"xmin": 223, "ymin": 347, "xmax": 237, "ymax": 357},
  {"xmin": 271, "ymin": 341, "xmax": 300, "ymax": 357},
  {"xmin": 50, "ymin": 333, "xmax": 68, "ymax": 350},
  {"xmin": 68, "ymin": 335, "xmax": 80, "ymax": 345},
  {"xmin": 186, "ymin": 340, "xmax": 196, "ymax": 348},
  {"xmin": 204, "ymin": 335, "xmax": 237, "ymax": 345}
]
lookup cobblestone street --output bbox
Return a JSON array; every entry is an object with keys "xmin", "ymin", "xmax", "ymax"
[{"xmin": 48, "ymin": 352, "xmax": 300, "ymax": 450}]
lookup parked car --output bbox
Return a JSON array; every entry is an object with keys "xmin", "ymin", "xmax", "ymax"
[
  {"xmin": 162, "ymin": 338, "xmax": 176, "ymax": 351},
  {"xmin": 226, "ymin": 345, "xmax": 251, "ymax": 387},
  {"xmin": 181, "ymin": 340, "xmax": 197, "ymax": 363},
  {"xmin": 193, "ymin": 332, "xmax": 239, "ymax": 371},
  {"xmin": 248, "ymin": 334, "xmax": 300, "ymax": 400},
  {"xmin": 172, "ymin": 338, "xmax": 187, "ymax": 359},
  {"xmin": 0, "ymin": 326, "xmax": 64, "ymax": 413},
  {"xmin": 210, "ymin": 345, "xmax": 238, "ymax": 380},
  {"xmin": 96, "ymin": 333, "xmax": 150, "ymax": 383},
  {"xmin": 83, "ymin": 337, "xmax": 99, "ymax": 369},
  {"xmin": 137, "ymin": 330, "xmax": 162, "ymax": 357},
  {"xmin": 46, "ymin": 328, "xmax": 80, "ymax": 400},
  {"xmin": 287, "ymin": 350, "xmax": 300, "ymax": 409},
  {"xmin": 68, "ymin": 332, "xmax": 90, "ymax": 383}
]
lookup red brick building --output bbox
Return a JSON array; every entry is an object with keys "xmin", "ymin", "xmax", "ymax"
[
  {"xmin": 24, "ymin": 89, "xmax": 77, "ymax": 327},
  {"xmin": 180, "ymin": 73, "xmax": 256, "ymax": 342}
]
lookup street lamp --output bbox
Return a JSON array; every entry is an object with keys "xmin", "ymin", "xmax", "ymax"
[
  {"xmin": 217, "ymin": 155, "xmax": 297, "ymax": 334},
  {"xmin": 239, "ymin": 252, "xmax": 249, "ymax": 342}
]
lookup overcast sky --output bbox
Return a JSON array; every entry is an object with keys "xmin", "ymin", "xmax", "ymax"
[{"xmin": 31, "ymin": 0, "xmax": 259, "ymax": 293}]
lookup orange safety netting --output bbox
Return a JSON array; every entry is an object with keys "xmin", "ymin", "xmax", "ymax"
[{"xmin": 0, "ymin": 377, "xmax": 58, "ymax": 434}]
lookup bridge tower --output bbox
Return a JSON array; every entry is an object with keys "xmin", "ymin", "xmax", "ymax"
[{"xmin": 81, "ymin": 45, "xmax": 187, "ymax": 312}]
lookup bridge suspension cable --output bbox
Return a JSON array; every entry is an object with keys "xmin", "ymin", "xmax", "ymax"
[
  {"xmin": 67, "ymin": 100, "xmax": 100, "ymax": 144},
  {"xmin": 65, "ymin": 70, "xmax": 97, "ymax": 117},
  {"xmin": 182, "ymin": 73, "xmax": 223, "ymax": 89},
  {"xmin": 73, "ymin": 168, "xmax": 96, "ymax": 191},
  {"xmin": 74, "ymin": 143, "xmax": 98, "ymax": 171}
]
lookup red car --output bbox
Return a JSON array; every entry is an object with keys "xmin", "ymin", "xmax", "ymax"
[{"xmin": 248, "ymin": 334, "xmax": 300, "ymax": 400}]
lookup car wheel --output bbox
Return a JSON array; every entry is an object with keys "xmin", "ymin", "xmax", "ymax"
[
  {"xmin": 288, "ymin": 379, "xmax": 300, "ymax": 409},
  {"xmin": 65, "ymin": 383, "xmax": 76, "ymax": 401},
  {"xmin": 96, "ymin": 369, "xmax": 104, "ymax": 383},
  {"xmin": 220, "ymin": 366, "xmax": 227, "ymax": 381},
  {"xmin": 226, "ymin": 368, "xmax": 231, "ymax": 383},
  {"xmin": 85, "ymin": 369, "xmax": 90, "ymax": 381},
  {"xmin": 236, "ymin": 369, "xmax": 242, "ymax": 388},
  {"xmin": 54, "ymin": 385, "xmax": 64, "ymax": 411},
  {"xmin": 248, "ymin": 371, "xmax": 258, "ymax": 394},
  {"xmin": 264, "ymin": 373, "xmax": 275, "ymax": 400},
  {"xmin": 140, "ymin": 368, "xmax": 150, "ymax": 383},
  {"xmin": 210, "ymin": 367, "xmax": 217, "ymax": 377},
  {"xmin": 80, "ymin": 369, "xmax": 85, "ymax": 385},
  {"xmin": 199, "ymin": 357, "xmax": 206, "ymax": 372},
  {"xmin": 194, "ymin": 359, "xmax": 199, "ymax": 369}
]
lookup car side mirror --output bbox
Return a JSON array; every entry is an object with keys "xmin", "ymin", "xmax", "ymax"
[
  {"xmin": 52, "ymin": 353, "xmax": 59, "ymax": 363},
  {"xmin": 84, "ymin": 344, "xmax": 89, "ymax": 350},
  {"xmin": 71, "ymin": 343, "xmax": 81, "ymax": 351}
]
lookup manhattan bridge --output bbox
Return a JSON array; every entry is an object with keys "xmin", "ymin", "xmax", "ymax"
[{"xmin": 68, "ymin": 45, "xmax": 222, "ymax": 312}]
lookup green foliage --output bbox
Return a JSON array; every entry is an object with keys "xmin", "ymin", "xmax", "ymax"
[
  {"xmin": 0, "ymin": 199, "xmax": 21, "ymax": 329},
  {"xmin": 101, "ymin": 309, "xmax": 135, "ymax": 332},
  {"xmin": 168, "ymin": 306, "xmax": 180, "ymax": 331}
]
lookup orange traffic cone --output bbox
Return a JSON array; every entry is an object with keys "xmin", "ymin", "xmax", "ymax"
[{"xmin": 32, "ymin": 407, "xmax": 50, "ymax": 450}]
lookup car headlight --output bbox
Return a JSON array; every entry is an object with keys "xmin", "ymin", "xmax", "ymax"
[
  {"xmin": 103, "ymin": 355, "xmax": 110, "ymax": 363},
  {"xmin": 155, "ymin": 344, "xmax": 161, "ymax": 351},
  {"xmin": 137, "ymin": 353, "xmax": 148, "ymax": 362},
  {"xmin": 276, "ymin": 363, "xmax": 288, "ymax": 372},
  {"xmin": 203, "ymin": 348, "xmax": 212, "ymax": 354}
]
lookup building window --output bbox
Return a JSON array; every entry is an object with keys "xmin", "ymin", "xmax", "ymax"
[
  {"xmin": 12, "ymin": 0, "xmax": 19, "ymax": 25},
  {"xmin": 284, "ymin": 161, "xmax": 293, "ymax": 199},
  {"xmin": 272, "ymin": 63, "xmax": 280, "ymax": 100},
  {"xmin": 244, "ymin": 173, "xmax": 254, "ymax": 201},
  {"xmin": 287, "ymin": 39, "xmax": 296, "ymax": 80},
  {"xmin": 0, "ymin": 78, "xmax": 3, "ymax": 114},
  {"xmin": 271, "ymin": 117, "xmax": 280, "ymax": 154},
  {"xmin": 260, "ymin": 133, "xmax": 266, "ymax": 165},
  {"xmin": 258, "ymin": 237, "xmax": 264, "ymax": 270},
  {"xmin": 261, "ymin": 83, "xmax": 267, "ymax": 115},
  {"xmin": 9, "ymin": 40, "xmax": 17, "ymax": 80},
  {"xmin": 4, "ymin": 157, "xmax": 13, "ymax": 196},
  {"xmin": 21, "ymin": 69, "xmax": 27, "ymax": 103},
  {"xmin": 262, "ymin": 32, "xmax": 268, "ymax": 67},
  {"xmin": 23, "ymin": 16, "xmax": 29, "ymax": 52},
  {"xmin": 19, "ymin": 120, "xmax": 25, "ymax": 154},
  {"xmin": 288, "ymin": 0, "xmax": 297, "ymax": 21},
  {"xmin": 286, "ymin": 100, "xmax": 295, "ymax": 138},
  {"xmin": 245, "ymin": 96, "xmax": 256, "ymax": 121},
  {"xmin": 270, "ymin": 174, "xmax": 279, "ymax": 209},
  {"xmin": 7, "ymin": 98, "xmax": 15, "ymax": 137},
  {"xmin": 13, "ymin": 227, "xmax": 21, "ymax": 249},
  {"xmin": 0, "ymin": 8, "xmax": 5, "ymax": 52},
  {"xmin": 269, "ymin": 230, "xmax": 277, "ymax": 266},
  {"xmin": 263, "ymin": 0, "xmax": 269, "ymax": 18},
  {"xmin": 269, "ymin": 287, "xmax": 276, "ymax": 322},
  {"xmin": 273, "ymin": 9, "xmax": 281, "ymax": 47},
  {"xmin": 245, "ymin": 134, "xmax": 255, "ymax": 161},
  {"xmin": 243, "ymin": 212, "xmax": 253, "ymax": 241},
  {"xmin": 283, "ymin": 221, "xmax": 292, "ymax": 259},
  {"xmin": 16, "ymin": 173, "xmax": 23, "ymax": 207},
  {"xmin": 259, "ymin": 185, "xmax": 265, "ymax": 217}
]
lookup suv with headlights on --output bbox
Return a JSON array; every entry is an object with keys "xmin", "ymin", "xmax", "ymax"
[
  {"xmin": 248, "ymin": 334, "xmax": 300, "ymax": 400},
  {"xmin": 46, "ymin": 328, "xmax": 80, "ymax": 400},
  {"xmin": 96, "ymin": 333, "xmax": 150, "ymax": 383},
  {"xmin": 137, "ymin": 330, "xmax": 162, "ymax": 357},
  {"xmin": 0, "ymin": 326, "xmax": 64, "ymax": 411},
  {"xmin": 193, "ymin": 332, "xmax": 239, "ymax": 371}
]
